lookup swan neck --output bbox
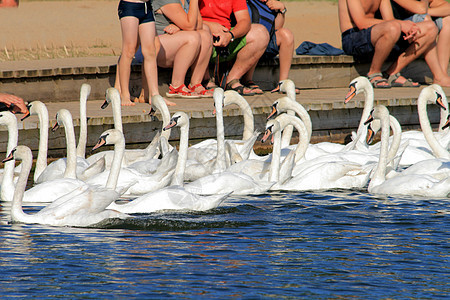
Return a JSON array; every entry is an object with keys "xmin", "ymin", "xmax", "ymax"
[
  {"xmin": 1, "ymin": 116, "xmax": 18, "ymax": 201},
  {"xmin": 76, "ymin": 95, "xmax": 88, "ymax": 158},
  {"xmin": 172, "ymin": 122, "xmax": 189, "ymax": 186},
  {"xmin": 419, "ymin": 98, "xmax": 450, "ymax": 159},
  {"xmin": 157, "ymin": 102, "xmax": 172, "ymax": 141},
  {"xmin": 106, "ymin": 136, "xmax": 125, "ymax": 189},
  {"xmin": 11, "ymin": 155, "xmax": 33, "ymax": 223},
  {"xmin": 269, "ymin": 131, "xmax": 282, "ymax": 182},
  {"xmin": 34, "ymin": 106, "xmax": 49, "ymax": 182},
  {"xmin": 112, "ymin": 95, "xmax": 123, "ymax": 132},
  {"xmin": 215, "ymin": 106, "xmax": 227, "ymax": 172},
  {"xmin": 62, "ymin": 116, "xmax": 78, "ymax": 179},
  {"xmin": 371, "ymin": 114, "xmax": 390, "ymax": 188}
]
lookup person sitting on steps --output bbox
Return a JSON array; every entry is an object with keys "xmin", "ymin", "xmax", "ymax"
[{"xmin": 338, "ymin": 0, "xmax": 450, "ymax": 88}]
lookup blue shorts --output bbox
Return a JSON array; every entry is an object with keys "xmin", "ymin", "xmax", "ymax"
[
  {"xmin": 341, "ymin": 27, "xmax": 409, "ymax": 63},
  {"xmin": 406, "ymin": 14, "xmax": 443, "ymax": 32},
  {"xmin": 118, "ymin": 0, "xmax": 155, "ymax": 24},
  {"xmin": 262, "ymin": 32, "xmax": 279, "ymax": 59}
]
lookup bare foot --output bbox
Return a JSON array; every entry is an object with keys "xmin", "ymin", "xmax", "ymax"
[
  {"xmin": 164, "ymin": 97, "xmax": 177, "ymax": 106},
  {"xmin": 121, "ymin": 96, "xmax": 135, "ymax": 106},
  {"xmin": 434, "ymin": 76, "xmax": 450, "ymax": 87}
]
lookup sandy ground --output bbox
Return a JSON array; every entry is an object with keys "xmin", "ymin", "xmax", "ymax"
[{"xmin": 0, "ymin": 0, "xmax": 341, "ymax": 61}]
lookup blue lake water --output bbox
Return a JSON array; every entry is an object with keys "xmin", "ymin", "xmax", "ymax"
[{"xmin": 1, "ymin": 190, "xmax": 449, "ymax": 299}]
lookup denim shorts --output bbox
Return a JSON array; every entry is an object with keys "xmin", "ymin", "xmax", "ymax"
[
  {"xmin": 406, "ymin": 14, "xmax": 443, "ymax": 32},
  {"xmin": 341, "ymin": 27, "xmax": 409, "ymax": 63},
  {"xmin": 118, "ymin": 0, "xmax": 155, "ymax": 24},
  {"xmin": 262, "ymin": 32, "xmax": 279, "ymax": 59}
]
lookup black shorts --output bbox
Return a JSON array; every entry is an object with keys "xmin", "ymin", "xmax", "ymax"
[
  {"xmin": 341, "ymin": 27, "xmax": 410, "ymax": 63},
  {"xmin": 118, "ymin": 0, "xmax": 155, "ymax": 24}
]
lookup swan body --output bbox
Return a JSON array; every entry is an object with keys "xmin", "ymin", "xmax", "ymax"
[
  {"xmin": 86, "ymin": 129, "xmax": 174, "ymax": 196},
  {"xmin": 367, "ymin": 105, "xmax": 450, "ymax": 197},
  {"xmin": 4, "ymin": 145, "xmax": 128, "ymax": 227},
  {"xmin": 165, "ymin": 110, "xmax": 273, "ymax": 195},
  {"xmin": 86, "ymin": 88, "xmax": 158, "ymax": 168}
]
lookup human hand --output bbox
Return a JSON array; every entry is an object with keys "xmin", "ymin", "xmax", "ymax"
[
  {"xmin": 0, "ymin": 93, "xmax": 28, "ymax": 114},
  {"xmin": 400, "ymin": 20, "xmax": 421, "ymax": 42},
  {"xmin": 265, "ymin": 0, "xmax": 284, "ymax": 11},
  {"xmin": 212, "ymin": 30, "xmax": 232, "ymax": 47},
  {"xmin": 164, "ymin": 23, "xmax": 180, "ymax": 35}
]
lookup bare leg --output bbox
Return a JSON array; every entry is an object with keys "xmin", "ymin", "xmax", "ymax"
[
  {"xmin": 368, "ymin": 20, "xmax": 401, "ymax": 86},
  {"xmin": 119, "ymin": 17, "xmax": 139, "ymax": 106},
  {"xmin": 384, "ymin": 20, "xmax": 450, "ymax": 85},
  {"xmin": 226, "ymin": 24, "xmax": 270, "ymax": 91},
  {"xmin": 276, "ymin": 28, "xmax": 294, "ymax": 82},
  {"xmin": 189, "ymin": 27, "xmax": 213, "ymax": 87},
  {"xmin": 437, "ymin": 16, "xmax": 450, "ymax": 74}
]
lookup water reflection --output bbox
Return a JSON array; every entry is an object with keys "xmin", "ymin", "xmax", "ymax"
[{"xmin": 0, "ymin": 190, "xmax": 449, "ymax": 298}]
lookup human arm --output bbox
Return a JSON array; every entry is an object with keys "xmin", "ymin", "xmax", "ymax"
[
  {"xmin": 264, "ymin": 0, "xmax": 286, "ymax": 30},
  {"xmin": 346, "ymin": 0, "xmax": 386, "ymax": 29},
  {"xmin": 392, "ymin": 0, "xmax": 428, "ymax": 15},
  {"xmin": 0, "ymin": 93, "xmax": 28, "ymax": 114},
  {"xmin": 428, "ymin": 0, "xmax": 450, "ymax": 17},
  {"xmin": 159, "ymin": 0, "xmax": 199, "ymax": 31}
]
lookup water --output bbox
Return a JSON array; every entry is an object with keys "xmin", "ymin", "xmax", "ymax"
[{"xmin": 1, "ymin": 190, "xmax": 449, "ymax": 299}]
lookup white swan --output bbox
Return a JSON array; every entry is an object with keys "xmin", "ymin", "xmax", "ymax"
[
  {"xmin": 345, "ymin": 77, "xmax": 449, "ymax": 165},
  {"xmin": 165, "ymin": 111, "xmax": 274, "ymax": 195},
  {"xmin": 3, "ymin": 145, "xmax": 129, "ymax": 227},
  {"xmin": 86, "ymin": 88, "xmax": 160, "ymax": 168},
  {"xmin": 366, "ymin": 105, "xmax": 450, "ymax": 197},
  {"xmin": 0, "ymin": 111, "xmax": 19, "ymax": 202},
  {"xmin": 92, "ymin": 127, "xmax": 229, "ymax": 214},
  {"xmin": 76, "ymin": 83, "xmax": 91, "ymax": 158},
  {"xmin": 227, "ymin": 113, "xmax": 307, "ymax": 183},
  {"xmin": 86, "ymin": 129, "xmax": 174, "ymax": 197},
  {"xmin": 21, "ymin": 101, "xmax": 49, "ymax": 183}
]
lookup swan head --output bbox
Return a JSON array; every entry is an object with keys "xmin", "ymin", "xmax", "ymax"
[
  {"xmin": 102, "ymin": 88, "xmax": 120, "ymax": 109},
  {"xmin": 148, "ymin": 94, "xmax": 165, "ymax": 119},
  {"xmin": 261, "ymin": 119, "xmax": 281, "ymax": 143},
  {"xmin": 21, "ymin": 101, "xmax": 46, "ymax": 121},
  {"xmin": 164, "ymin": 111, "xmax": 189, "ymax": 131},
  {"xmin": 2, "ymin": 145, "xmax": 31, "ymax": 164},
  {"xmin": 364, "ymin": 105, "xmax": 390, "ymax": 143},
  {"xmin": 92, "ymin": 129, "xmax": 124, "ymax": 151},
  {"xmin": 345, "ymin": 76, "xmax": 371, "ymax": 103},
  {"xmin": 212, "ymin": 88, "xmax": 225, "ymax": 115},
  {"xmin": 267, "ymin": 97, "xmax": 291, "ymax": 120},
  {"xmin": 223, "ymin": 90, "xmax": 247, "ymax": 107},
  {"xmin": 0, "ymin": 111, "xmax": 18, "ymax": 127},
  {"xmin": 52, "ymin": 109, "xmax": 72, "ymax": 132},
  {"xmin": 278, "ymin": 79, "xmax": 295, "ymax": 93}
]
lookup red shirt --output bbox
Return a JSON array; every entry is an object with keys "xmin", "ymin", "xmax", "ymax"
[{"xmin": 200, "ymin": 0, "xmax": 248, "ymax": 29}]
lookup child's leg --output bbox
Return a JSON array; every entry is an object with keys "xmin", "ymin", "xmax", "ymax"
[
  {"xmin": 140, "ymin": 22, "xmax": 176, "ymax": 106},
  {"xmin": 119, "ymin": 17, "xmax": 139, "ymax": 106},
  {"xmin": 276, "ymin": 28, "xmax": 294, "ymax": 82}
]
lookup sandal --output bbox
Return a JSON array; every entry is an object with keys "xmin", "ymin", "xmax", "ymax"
[
  {"xmin": 367, "ymin": 73, "xmax": 391, "ymax": 88},
  {"xmin": 225, "ymin": 79, "xmax": 255, "ymax": 96},
  {"xmin": 242, "ymin": 80, "xmax": 264, "ymax": 94},
  {"xmin": 188, "ymin": 83, "xmax": 213, "ymax": 98},
  {"xmin": 166, "ymin": 84, "xmax": 200, "ymax": 98},
  {"xmin": 387, "ymin": 72, "xmax": 420, "ymax": 87}
]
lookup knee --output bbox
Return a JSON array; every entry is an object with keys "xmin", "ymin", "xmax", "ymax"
[
  {"xmin": 383, "ymin": 21, "xmax": 402, "ymax": 41},
  {"xmin": 277, "ymin": 28, "xmax": 294, "ymax": 47},
  {"xmin": 420, "ymin": 20, "xmax": 438, "ymax": 39},
  {"xmin": 440, "ymin": 16, "xmax": 450, "ymax": 32},
  {"xmin": 247, "ymin": 24, "xmax": 270, "ymax": 46},
  {"xmin": 199, "ymin": 29, "xmax": 213, "ymax": 50},
  {"xmin": 121, "ymin": 47, "xmax": 136, "ymax": 60},
  {"xmin": 186, "ymin": 32, "xmax": 201, "ymax": 51}
]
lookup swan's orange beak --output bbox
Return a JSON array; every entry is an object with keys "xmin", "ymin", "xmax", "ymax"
[
  {"xmin": 163, "ymin": 120, "xmax": 176, "ymax": 131},
  {"xmin": 345, "ymin": 82, "xmax": 357, "ymax": 103},
  {"xmin": 366, "ymin": 125, "xmax": 375, "ymax": 145},
  {"xmin": 20, "ymin": 108, "xmax": 31, "ymax": 121},
  {"xmin": 51, "ymin": 122, "xmax": 60, "ymax": 132},
  {"xmin": 261, "ymin": 127, "xmax": 273, "ymax": 143},
  {"xmin": 101, "ymin": 100, "xmax": 109, "ymax": 109},
  {"xmin": 267, "ymin": 105, "xmax": 278, "ymax": 120},
  {"xmin": 435, "ymin": 92, "xmax": 447, "ymax": 110},
  {"xmin": 442, "ymin": 115, "xmax": 450, "ymax": 130},
  {"xmin": 92, "ymin": 135, "xmax": 107, "ymax": 151},
  {"xmin": 2, "ymin": 149, "xmax": 15, "ymax": 163},
  {"xmin": 364, "ymin": 109, "xmax": 375, "ymax": 125}
]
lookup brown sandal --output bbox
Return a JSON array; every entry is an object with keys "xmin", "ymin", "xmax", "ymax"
[{"xmin": 225, "ymin": 79, "xmax": 255, "ymax": 96}]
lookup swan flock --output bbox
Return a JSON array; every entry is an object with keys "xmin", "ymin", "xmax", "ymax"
[{"xmin": 1, "ymin": 79, "xmax": 449, "ymax": 227}]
